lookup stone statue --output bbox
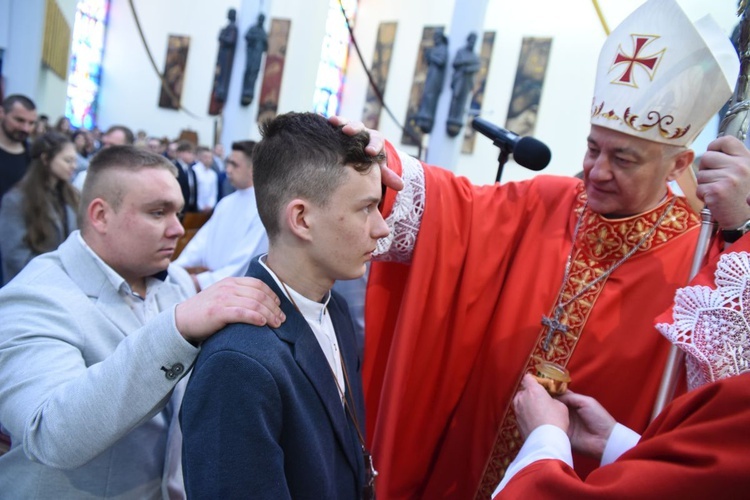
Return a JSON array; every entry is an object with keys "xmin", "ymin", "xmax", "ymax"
[
  {"xmin": 241, "ymin": 13, "xmax": 268, "ymax": 107},
  {"xmin": 213, "ymin": 8, "xmax": 238, "ymax": 104},
  {"xmin": 415, "ymin": 31, "xmax": 449, "ymax": 134},
  {"xmin": 447, "ymin": 33, "xmax": 481, "ymax": 137}
]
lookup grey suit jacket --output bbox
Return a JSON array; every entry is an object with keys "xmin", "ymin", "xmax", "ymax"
[
  {"xmin": 0, "ymin": 186, "xmax": 78, "ymax": 284},
  {"xmin": 0, "ymin": 232, "xmax": 198, "ymax": 499}
]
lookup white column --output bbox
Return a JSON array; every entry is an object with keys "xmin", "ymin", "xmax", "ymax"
[
  {"xmin": 2, "ymin": 0, "xmax": 45, "ymax": 99},
  {"xmin": 426, "ymin": 0, "xmax": 490, "ymax": 169},
  {"xmin": 220, "ymin": 0, "xmax": 270, "ymax": 148}
]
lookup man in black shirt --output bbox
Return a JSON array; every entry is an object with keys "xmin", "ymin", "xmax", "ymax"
[
  {"xmin": 0, "ymin": 95, "xmax": 36, "ymax": 285},
  {"xmin": 0, "ymin": 95, "xmax": 36, "ymax": 202}
]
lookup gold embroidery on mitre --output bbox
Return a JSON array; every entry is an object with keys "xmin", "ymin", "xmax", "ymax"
[
  {"xmin": 475, "ymin": 187, "xmax": 699, "ymax": 499},
  {"xmin": 609, "ymin": 34, "xmax": 665, "ymax": 88},
  {"xmin": 591, "ymin": 100, "xmax": 691, "ymax": 140}
]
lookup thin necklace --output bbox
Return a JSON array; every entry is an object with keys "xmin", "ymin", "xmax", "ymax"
[
  {"xmin": 541, "ymin": 197, "xmax": 677, "ymax": 350},
  {"xmin": 279, "ymin": 279, "xmax": 378, "ymax": 500}
]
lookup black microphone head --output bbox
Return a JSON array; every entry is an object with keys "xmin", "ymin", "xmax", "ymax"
[{"xmin": 513, "ymin": 136, "xmax": 551, "ymax": 171}]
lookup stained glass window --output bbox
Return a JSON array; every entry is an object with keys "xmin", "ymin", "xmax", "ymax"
[
  {"xmin": 65, "ymin": 0, "xmax": 109, "ymax": 130},
  {"xmin": 312, "ymin": 0, "xmax": 357, "ymax": 117}
]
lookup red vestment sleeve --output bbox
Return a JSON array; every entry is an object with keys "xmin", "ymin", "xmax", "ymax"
[
  {"xmin": 365, "ymin": 142, "xmax": 583, "ymax": 497},
  {"xmin": 496, "ymin": 372, "xmax": 750, "ymax": 499}
]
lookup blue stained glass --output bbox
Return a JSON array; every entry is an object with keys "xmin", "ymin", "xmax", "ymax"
[
  {"xmin": 312, "ymin": 0, "xmax": 358, "ymax": 117},
  {"xmin": 65, "ymin": 0, "xmax": 110, "ymax": 129}
]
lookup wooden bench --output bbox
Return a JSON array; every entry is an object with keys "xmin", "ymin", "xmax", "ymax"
[{"xmin": 173, "ymin": 211, "xmax": 212, "ymax": 260}]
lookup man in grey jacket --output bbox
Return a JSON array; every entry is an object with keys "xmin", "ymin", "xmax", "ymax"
[{"xmin": 0, "ymin": 146, "xmax": 284, "ymax": 499}]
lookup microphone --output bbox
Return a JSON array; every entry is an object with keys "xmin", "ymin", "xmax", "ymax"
[{"xmin": 471, "ymin": 117, "xmax": 551, "ymax": 171}]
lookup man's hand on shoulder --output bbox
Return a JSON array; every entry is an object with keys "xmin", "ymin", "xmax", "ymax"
[
  {"xmin": 175, "ymin": 277, "xmax": 285, "ymax": 344},
  {"xmin": 329, "ymin": 115, "xmax": 404, "ymax": 192}
]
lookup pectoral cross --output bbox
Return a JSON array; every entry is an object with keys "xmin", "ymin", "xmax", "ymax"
[
  {"xmin": 362, "ymin": 447, "xmax": 378, "ymax": 500},
  {"xmin": 541, "ymin": 306, "xmax": 568, "ymax": 350}
]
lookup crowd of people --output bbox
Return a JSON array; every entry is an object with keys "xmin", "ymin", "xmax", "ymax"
[
  {"xmin": 0, "ymin": 95, "xmax": 249, "ymax": 285},
  {"xmin": 0, "ymin": 0, "xmax": 749, "ymax": 498}
]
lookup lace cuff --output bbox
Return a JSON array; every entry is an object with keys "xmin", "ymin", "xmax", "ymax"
[
  {"xmin": 374, "ymin": 150, "xmax": 425, "ymax": 264},
  {"xmin": 656, "ymin": 251, "xmax": 750, "ymax": 390}
]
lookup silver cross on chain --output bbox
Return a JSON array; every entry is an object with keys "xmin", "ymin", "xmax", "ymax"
[
  {"xmin": 541, "ymin": 306, "xmax": 568, "ymax": 350},
  {"xmin": 539, "ymin": 198, "xmax": 676, "ymax": 352}
]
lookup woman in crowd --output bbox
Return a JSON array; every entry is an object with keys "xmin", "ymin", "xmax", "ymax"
[
  {"xmin": 0, "ymin": 132, "xmax": 79, "ymax": 284},
  {"xmin": 54, "ymin": 116, "xmax": 72, "ymax": 137}
]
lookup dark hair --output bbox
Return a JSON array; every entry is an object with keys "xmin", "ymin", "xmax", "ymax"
[
  {"xmin": 54, "ymin": 116, "xmax": 71, "ymax": 134},
  {"xmin": 231, "ymin": 140, "xmax": 256, "ymax": 158},
  {"xmin": 2, "ymin": 94, "xmax": 36, "ymax": 113},
  {"xmin": 19, "ymin": 132, "xmax": 78, "ymax": 253},
  {"xmin": 176, "ymin": 140, "xmax": 195, "ymax": 153},
  {"xmin": 252, "ymin": 112, "xmax": 384, "ymax": 238},
  {"xmin": 81, "ymin": 146, "xmax": 177, "ymax": 218},
  {"xmin": 104, "ymin": 125, "xmax": 135, "ymax": 145}
]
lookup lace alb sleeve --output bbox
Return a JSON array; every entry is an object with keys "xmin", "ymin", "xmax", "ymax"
[
  {"xmin": 374, "ymin": 150, "xmax": 425, "ymax": 264},
  {"xmin": 656, "ymin": 251, "xmax": 750, "ymax": 390}
]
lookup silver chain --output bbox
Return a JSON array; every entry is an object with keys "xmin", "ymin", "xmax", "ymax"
[
  {"xmin": 558, "ymin": 197, "xmax": 677, "ymax": 309},
  {"xmin": 541, "ymin": 197, "xmax": 677, "ymax": 350}
]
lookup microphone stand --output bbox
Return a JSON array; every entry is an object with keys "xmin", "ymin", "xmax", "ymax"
[{"xmin": 494, "ymin": 140, "xmax": 513, "ymax": 183}]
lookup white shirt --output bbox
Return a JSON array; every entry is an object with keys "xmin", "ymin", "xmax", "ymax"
[
  {"xmin": 72, "ymin": 170, "xmax": 87, "ymax": 192},
  {"xmin": 174, "ymin": 187, "xmax": 268, "ymax": 289},
  {"xmin": 193, "ymin": 161, "xmax": 218, "ymax": 211},
  {"xmin": 77, "ymin": 233, "xmax": 165, "ymax": 324},
  {"xmin": 260, "ymin": 257, "xmax": 346, "ymax": 404}
]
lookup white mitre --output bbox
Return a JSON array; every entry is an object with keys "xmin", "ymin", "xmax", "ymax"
[
  {"xmin": 591, "ymin": 0, "xmax": 739, "ymax": 147},
  {"xmin": 656, "ymin": 252, "xmax": 750, "ymax": 390}
]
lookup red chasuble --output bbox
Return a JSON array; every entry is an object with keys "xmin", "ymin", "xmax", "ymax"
[
  {"xmin": 495, "ymin": 371, "xmax": 750, "ymax": 499},
  {"xmin": 365, "ymin": 143, "xmax": 704, "ymax": 499}
]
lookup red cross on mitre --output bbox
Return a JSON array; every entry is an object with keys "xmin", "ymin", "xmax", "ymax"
[{"xmin": 610, "ymin": 34, "xmax": 665, "ymax": 88}]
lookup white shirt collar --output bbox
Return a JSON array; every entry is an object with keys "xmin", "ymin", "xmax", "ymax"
[
  {"xmin": 259, "ymin": 254, "xmax": 331, "ymax": 323},
  {"xmin": 76, "ymin": 231, "xmax": 166, "ymax": 300}
]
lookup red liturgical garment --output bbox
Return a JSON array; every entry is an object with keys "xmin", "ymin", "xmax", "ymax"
[
  {"xmin": 495, "ymin": 372, "xmax": 750, "ymax": 499},
  {"xmin": 364, "ymin": 143, "xmax": 706, "ymax": 499}
]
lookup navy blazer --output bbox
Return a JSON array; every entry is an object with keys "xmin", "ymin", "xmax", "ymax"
[
  {"xmin": 175, "ymin": 160, "xmax": 198, "ymax": 212},
  {"xmin": 180, "ymin": 258, "xmax": 366, "ymax": 499}
]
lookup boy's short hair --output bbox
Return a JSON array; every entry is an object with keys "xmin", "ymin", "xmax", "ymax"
[{"xmin": 252, "ymin": 112, "xmax": 384, "ymax": 239}]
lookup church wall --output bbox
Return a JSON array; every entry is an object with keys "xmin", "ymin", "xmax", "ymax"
[
  {"xmin": 262, "ymin": 1, "xmax": 328, "ymax": 125},
  {"xmin": 90, "ymin": 0, "xmax": 738, "ymax": 170},
  {"xmin": 97, "ymin": 0, "xmax": 329, "ymax": 146},
  {"xmin": 35, "ymin": 0, "xmax": 78, "ymax": 120},
  {"xmin": 337, "ymin": 0, "xmax": 457, "ymax": 157},
  {"xmin": 97, "ymin": 0, "xmax": 236, "ymax": 143},
  {"xmin": 1, "ymin": 0, "xmax": 46, "ymax": 105},
  {"xmin": 0, "ymin": 2, "xmax": 10, "ymax": 50},
  {"xmin": 339, "ymin": 0, "xmax": 739, "ymax": 185},
  {"xmin": 0, "ymin": 0, "xmax": 77, "ymax": 121}
]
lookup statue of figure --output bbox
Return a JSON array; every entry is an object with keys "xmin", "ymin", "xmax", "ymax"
[
  {"xmin": 213, "ymin": 9, "xmax": 238, "ymax": 104},
  {"xmin": 447, "ymin": 33, "xmax": 482, "ymax": 137},
  {"xmin": 241, "ymin": 13, "xmax": 268, "ymax": 107},
  {"xmin": 415, "ymin": 31, "xmax": 449, "ymax": 134}
]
